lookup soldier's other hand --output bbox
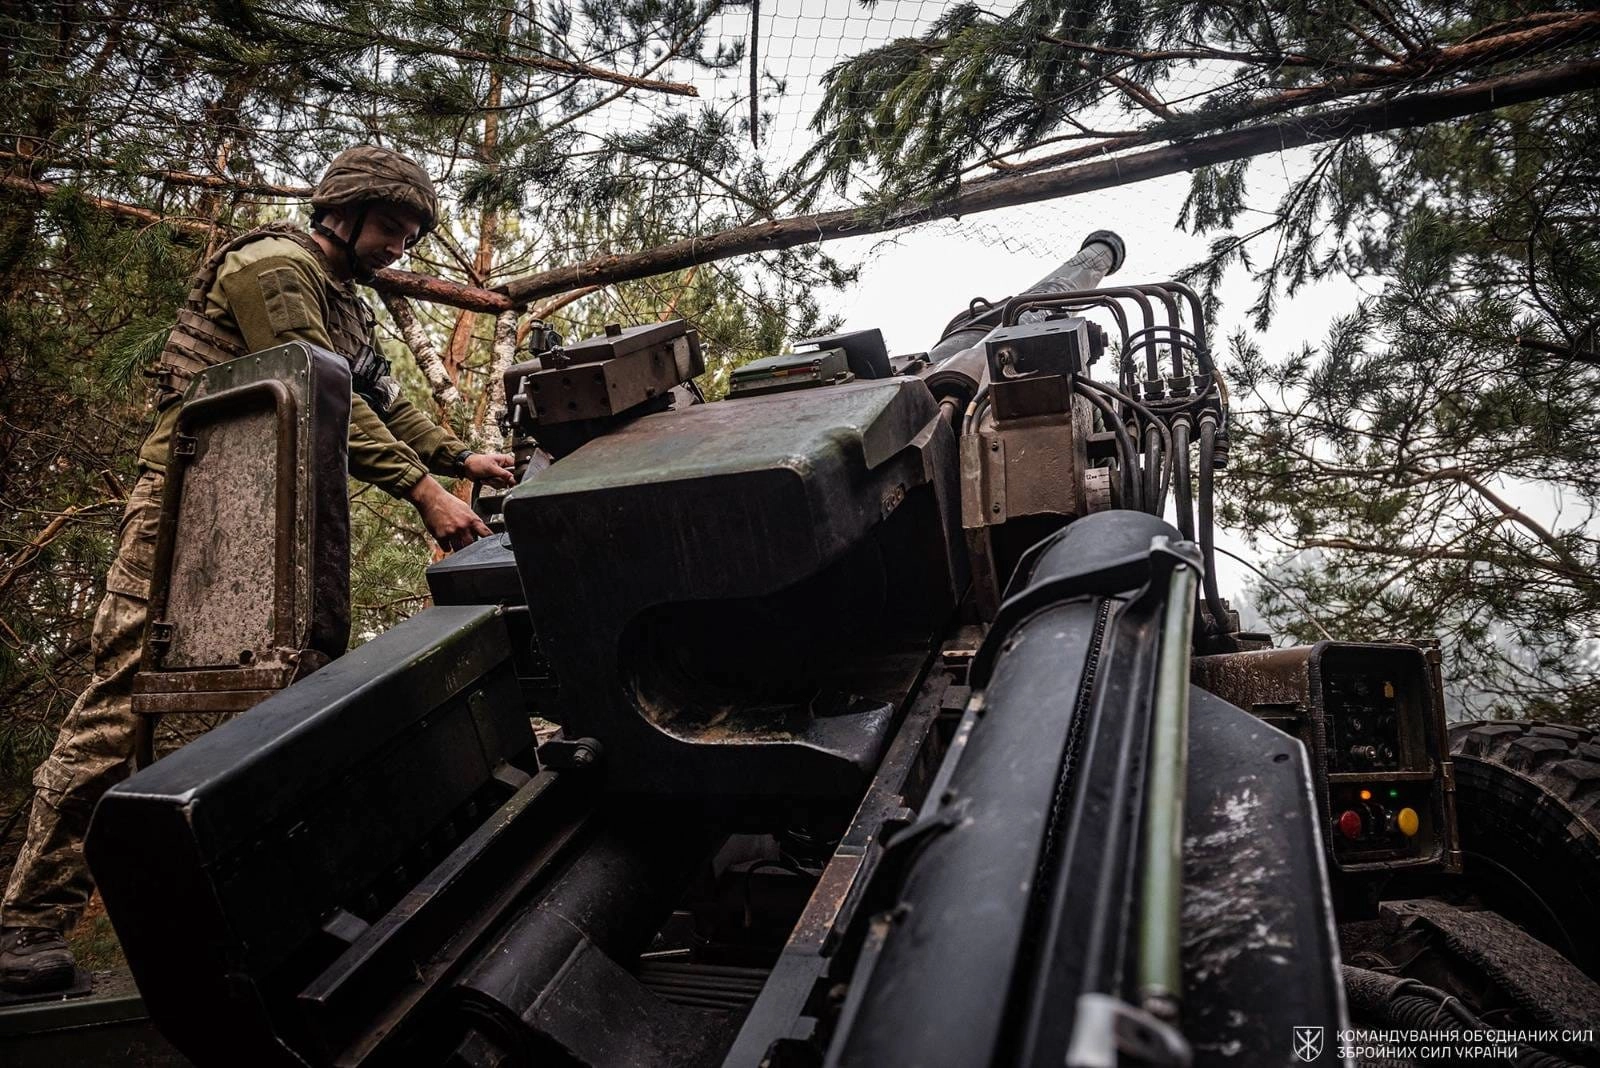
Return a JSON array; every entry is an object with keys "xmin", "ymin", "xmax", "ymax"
[
  {"xmin": 407, "ymin": 477, "xmax": 491, "ymax": 552},
  {"xmin": 463, "ymin": 452, "xmax": 516, "ymax": 487}
]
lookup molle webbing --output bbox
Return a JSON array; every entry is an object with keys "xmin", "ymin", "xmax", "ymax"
[{"xmin": 152, "ymin": 224, "xmax": 374, "ymax": 397}]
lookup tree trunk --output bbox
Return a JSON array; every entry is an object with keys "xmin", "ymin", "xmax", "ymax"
[{"xmin": 491, "ymin": 60, "xmax": 1600, "ymax": 305}]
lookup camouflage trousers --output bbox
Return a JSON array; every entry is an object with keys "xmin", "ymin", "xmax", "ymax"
[{"xmin": 1, "ymin": 468, "xmax": 225, "ymax": 933}]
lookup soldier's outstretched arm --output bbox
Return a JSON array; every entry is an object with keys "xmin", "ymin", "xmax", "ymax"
[
  {"xmin": 218, "ymin": 254, "xmax": 490, "ymax": 548},
  {"xmin": 372, "ymin": 394, "xmax": 514, "ymax": 488},
  {"xmin": 345, "ymin": 394, "xmax": 490, "ymax": 550}
]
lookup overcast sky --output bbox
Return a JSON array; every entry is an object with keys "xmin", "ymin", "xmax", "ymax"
[
  {"xmin": 587, "ymin": 0, "xmax": 1564, "ymax": 624},
  {"xmin": 825, "ymin": 158, "xmax": 1376, "ymax": 607}
]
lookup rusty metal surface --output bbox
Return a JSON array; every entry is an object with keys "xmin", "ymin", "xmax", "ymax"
[
  {"xmin": 130, "ymin": 688, "xmax": 282, "ymax": 714},
  {"xmin": 958, "ymin": 381, "xmax": 1096, "ymax": 620},
  {"xmin": 522, "ymin": 332, "xmax": 702, "ymax": 425},
  {"xmin": 1192, "ymin": 642, "xmax": 1461, "ymax": 878},
  {"xmin": 133, "ymin": 343, "xmax": 351, "ymax": 727},
  {"xmin": 164, "ymin": 401, "xmax": 284, "ymax": 667},
  {"xmin": 515, "ymin": 321, "xmax": 704, "ymax": 427},
  {"xmin": 1190, "ymin": 645, "xmax": 1315, "ymax": 721}
]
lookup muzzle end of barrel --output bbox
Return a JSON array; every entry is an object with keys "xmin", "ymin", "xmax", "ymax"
[{"xmin": 1081, "ymin": 229, "xmax": 1126, "ymax": 274}]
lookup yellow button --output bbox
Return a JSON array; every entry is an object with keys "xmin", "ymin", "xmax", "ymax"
[{"xmin": 1396, "ymin": 807, "xmax": 1420, "ymax": 837}]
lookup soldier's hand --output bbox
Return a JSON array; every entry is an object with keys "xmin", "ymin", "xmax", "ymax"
[
  {"xmin": 462, "ymin": 452, "xmax": 516, "ymax": 487},
  {"xmin": 407, "ymin": 477, "xmax": 491, "ymax": 551}
]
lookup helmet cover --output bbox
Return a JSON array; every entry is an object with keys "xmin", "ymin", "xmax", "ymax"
[{"xmin": 311, "ymin": 145, "xmax": 438, "ymax": 236}]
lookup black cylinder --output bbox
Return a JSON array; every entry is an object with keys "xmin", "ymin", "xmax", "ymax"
[{"xmin": 448, "ymin": 812, "xmax": 721, "ymax": 1062}]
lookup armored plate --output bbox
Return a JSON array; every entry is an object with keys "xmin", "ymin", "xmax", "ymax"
[
  {"xmin": 507, "ymin": 376, "xmax": 947, "ymax": 600},
  {"xmin": 502, "ymin": 376, "xmax": 965, "ymax": 798},
  {"xmin": 134, "ymin": 342, "xmax": 352, "ymax": 715},
  {"xmin": 90, "ymin": 606, "xmax": 533, "ymax": 1068}
]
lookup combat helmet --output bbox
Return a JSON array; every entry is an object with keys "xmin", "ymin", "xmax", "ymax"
[{"xmin": 310, "ymin": 145, "xmax": 439, "ymax": 278}]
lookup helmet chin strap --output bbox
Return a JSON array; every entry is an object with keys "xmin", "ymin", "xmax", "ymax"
[{"xmin": 311, "ymin": 204, "xmax": 373, "ymax": 282}]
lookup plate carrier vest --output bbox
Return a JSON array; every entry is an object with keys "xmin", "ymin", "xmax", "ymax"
[{"xmin": 153, "ymin": 223, "xmax": 375, "ymax": 401}]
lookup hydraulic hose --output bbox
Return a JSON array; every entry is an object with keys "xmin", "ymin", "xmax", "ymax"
[
  {"xmin": 1073, "ymin": 380, "xmax": 1143, "ymax": 512},
  {"xmin": 1170, "ymin": 417, "xmax": 1195, "ymax": 543},
  {"xmin": 1196, "ymin": 416, "xmax": 1232, "ymax": 636},
  {"xmin": 1082, "ymin": 379, "xmax": 1173, "ymax": 514},
  {"xmin": 1159, "ymin": 279, "xmax": 1214, "ymax": 376},
  {"xmin": 1130, "ymin": 283, "xmax": 1186, "ymax": 378}
]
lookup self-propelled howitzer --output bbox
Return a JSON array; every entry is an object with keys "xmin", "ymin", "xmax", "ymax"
[{"xmin": 77, "ymin": 231, "xmax": 1600, "ymax": 1068}]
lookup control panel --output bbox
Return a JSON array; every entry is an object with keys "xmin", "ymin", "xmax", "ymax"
[{"xmin": 1193, "ymin": 641, "xmax": 1461, "ymax": 879}]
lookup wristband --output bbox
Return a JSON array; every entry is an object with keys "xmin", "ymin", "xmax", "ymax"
[{"xmin": 452, "ymin": 448, "xmax": 475, "ymax": 476}]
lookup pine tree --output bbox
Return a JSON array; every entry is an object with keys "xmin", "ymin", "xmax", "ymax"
[
  {"xmin": 789, "ymin": 1, "xmax": 1600, "ymax": 718},
  {"xmin": 0, "ymin": 0, "xmax": 808, "ymax": 781}
]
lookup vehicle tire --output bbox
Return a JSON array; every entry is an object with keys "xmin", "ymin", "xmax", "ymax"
[{"xmin": 1448, "ymin": 720, "xmax": 1600, "ymax": 978}]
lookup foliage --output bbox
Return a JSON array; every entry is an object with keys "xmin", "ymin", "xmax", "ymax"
[
  {"xmin": 0, "ymin": 0, "xmax": 805, "ymax": 780},
  {"xmin": 799, "ymin": 0, "xmax": 1600, "ymax": 717},
  {"xmin": 1221, "ymin": 108, "xmax": 1600, "ymax": 723}
]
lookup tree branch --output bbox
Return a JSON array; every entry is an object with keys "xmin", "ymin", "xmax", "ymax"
[
  {"xmin": 0, "ymin": 501, "xmax": 117, "ymax": 600},
  {"xmin": 379, "ymin": 292, "xmax": 463, "ymax": 409},
  {"xmin": 0, "ymin": 148, "xmax": 310, "ymax": 196},
  {"xmin": 254, "ymin": 6, "xmax": 699, "ymax": 97},
  {"xmin": 2, "ymin": 173, "xmax": 519, "ymax": 311},
  {"xmin": 495, "ymin": 60, "xmax": 1600, "ymax": 304},
  {"xmin": 1444, "ymin": 468, "xmax": 1589, "ymax": 575},
  {"xmin": 988, "ymin": 11, "xmax": 1600, "ymax": 184},
  {"xmin": 0, "ymin": 174, "xmax": 211, "ymax": 230},
  {"xmin": 1302, "ymin": 536, "xmax": 1586, "ymax": 582},
  {"xmin": 1516, "ymin": 334, "xmax": 1600, "ymax": 366}
]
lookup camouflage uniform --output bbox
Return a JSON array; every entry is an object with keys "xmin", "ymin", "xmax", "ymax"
[
  {"xmin": 2, "ymin": 159, "xmax": 471, "ymax": 934},
  {"xmin": 2, "ymin": 474, "xmax": 162, "ymax": 930}
]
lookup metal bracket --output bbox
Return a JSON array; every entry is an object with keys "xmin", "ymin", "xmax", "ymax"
[
  {"xmin": 1065, "ymin": 992, "xmax": 1192, "ymax": 1068},
  {"xmin": 147, "ymin": 620, "xmax": 175, "ymax": 655},
  {"xmin": 536, "ymin": 735, "xmax": 603, "ymax": 771}
]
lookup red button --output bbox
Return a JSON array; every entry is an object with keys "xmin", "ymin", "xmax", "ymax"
[{"xmin": 1337, "ymin": 810, "xmax": 1363, "ymax": 840}]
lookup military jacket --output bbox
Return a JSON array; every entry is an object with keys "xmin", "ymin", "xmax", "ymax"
[{"xmin": 140, "ymin": 226, "xmax": 469, "ymax": 496}]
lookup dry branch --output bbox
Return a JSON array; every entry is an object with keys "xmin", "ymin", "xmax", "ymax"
[
  {"xmin": 516, "ymin": 286, "xmax": 604, "ymax": 345},
  {"xmin": 495, "ymin": 60, "xmax": 1600, "ymax": 304},
  {"xmin": 0, "ymin": 149, "xmax": 311, "ymax": 196},
  {"xmin": 370, "ymin": 270, "xmax": 514, "ymax": 312}
]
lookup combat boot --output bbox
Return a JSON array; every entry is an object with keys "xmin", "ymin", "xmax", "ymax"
[{"xmin": 0, "ymin": 926, "xmax": 76, "ymax": 993}]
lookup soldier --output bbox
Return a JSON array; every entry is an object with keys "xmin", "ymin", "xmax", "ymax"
[{"xmin": 0, "ymin": 145, "xmax": 514, "ymax": 992}]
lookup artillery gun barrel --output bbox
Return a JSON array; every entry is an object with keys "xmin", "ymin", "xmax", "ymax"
[
  {"xmin": 923, "ymin": 230, "xmax": 1125, "ymax": 407},
  {"xmin": 1021, "ymin": 228, "xmax": 1127, "ymax": 299}
]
